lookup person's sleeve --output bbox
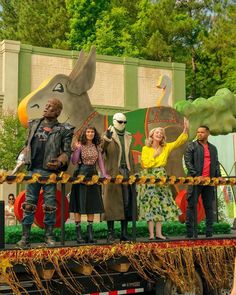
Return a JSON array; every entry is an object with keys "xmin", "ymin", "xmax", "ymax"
[
  {"xmin": 4, "ymin": 206, "xmax": 10, "ymax": 216},
  {"xmin": 71, "ymin": 145, "xmax": 81, "ymax": 165},
  {"xmin": 101, "ymin": 133, "xmax": 112, "ymax": 153},
  {"xmin": 168, "ymin": 133, "xmax": 188, "ymax": 151},
  {"xmin": 57, "ymin": 125, "xmax": 75, "ymax": 166},
  {"xmin": 215, "ymin": 148, "xmax": 221, "ymax": 177},
  {"xmin": 98, "ymin": 150, "xmax": 109, "ymax": 177},
  {"xmin": 24, "ymin": 120, "xmax": 33, "ymax": 146},
  {"xmin": 141, "ymin": 146, "xmax": 155, "ymax": 168},
  {"xmin": 184, "ymin": 142, "xmax": 198, "ymax": 176}
]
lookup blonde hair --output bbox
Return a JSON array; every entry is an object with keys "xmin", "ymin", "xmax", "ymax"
[{"xmin": 145, "ymin": 127, "xmax": 166, "ymax": 147}]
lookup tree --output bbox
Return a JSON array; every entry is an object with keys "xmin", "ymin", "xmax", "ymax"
[
  {"xmin": 0, "ymin": 111, "xmax": 26, "ymax": 171},
  {"xmin": 18, "ymin": 0, "xmax": 70, "ymax": 49},
  {"xmin": 90, "ymin": 6, "xmax": 138, "ymax": 56},
  {"xmin": 66, "ymin": 0, "xmax": 111, "ymax": 51},
  {"xmin": 0, "ymin": 0, "xmax": 21, "ymax": 40},
  {"xmin": 199, "ymin": 1, "xmax": 236, "ymax": 95},
  {"xmin": 0, "ymin": 0, "xmax": 235, "ymax": 99},
  {"xmin": 0, "ymin": 0, "xmax": 70, "ymax": 49},
  {"xmin": 132, "ymin": 0, "xmax": 236, "ymax": 99}
]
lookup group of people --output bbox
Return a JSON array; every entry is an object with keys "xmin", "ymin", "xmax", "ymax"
[{"xmin": 16, "ymin": 98, "xmax": 222, "ymax": 248}]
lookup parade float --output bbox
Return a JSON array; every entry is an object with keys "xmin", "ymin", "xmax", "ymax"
[{"xmin": 0, "ymin": 47, "xmax": 235, "ymax": 295}]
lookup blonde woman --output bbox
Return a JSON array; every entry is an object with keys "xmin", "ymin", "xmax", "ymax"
[{"xmin": 138, "ymin": 118, "xmax": 189, "ymax": 240}]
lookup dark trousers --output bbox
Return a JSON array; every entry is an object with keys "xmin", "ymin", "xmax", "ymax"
[
  {"xmin": 186, "ymin": 185, "xmax": 215, "ymax": 236},
  {"xmin": 119, "ymin": 166, "xmax": 135, "ymax": 220}
]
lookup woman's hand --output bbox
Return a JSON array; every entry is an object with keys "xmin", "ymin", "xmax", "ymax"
[
  {"xmin": 183, "ymin": 117, "xmax": 189, "ymax": 134},
  {"xmin": 75, "ymin": 142, "xmax": 81, "ymax": 149}
]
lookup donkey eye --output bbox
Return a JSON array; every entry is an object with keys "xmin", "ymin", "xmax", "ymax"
[{"xmin": 53, "ymin": 83, "xmax": 64, "ymax": 93}]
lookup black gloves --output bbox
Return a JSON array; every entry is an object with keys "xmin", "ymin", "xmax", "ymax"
[{"xmin": 106, "ymin": 129, "xmax": 113, "ymax": 139}]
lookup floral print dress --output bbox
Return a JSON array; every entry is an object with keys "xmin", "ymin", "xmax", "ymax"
[{"xmin": 137, "ymin": 133, "xmax": 188, "ymax": 222}]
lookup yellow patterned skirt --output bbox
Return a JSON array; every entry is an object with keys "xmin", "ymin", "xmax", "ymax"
[{"xmin": 137, "ymin": 167, "xmax": 181, "ymax": 222}]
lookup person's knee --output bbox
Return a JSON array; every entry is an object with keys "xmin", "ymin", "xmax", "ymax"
[
  {"xmin": 42, "ymin": 204, "xmax": 57, "ymax": 213},
  {"xmin": 22, "ymin": 202, "xmax": 37, "ymax": 213}
]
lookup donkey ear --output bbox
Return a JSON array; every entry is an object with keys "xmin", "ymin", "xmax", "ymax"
[
  {"xmin": 69, "ymin": 49, "xmax": 86, "ymax": 81},
  {"xmin": 67, "ymin": 47, "xmax": 96, "ymax": 95}
]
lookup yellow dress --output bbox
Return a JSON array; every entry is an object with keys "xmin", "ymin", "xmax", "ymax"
[{"xmin": 138, "ymin": 133, "xmax": 188, "ymax": 222}]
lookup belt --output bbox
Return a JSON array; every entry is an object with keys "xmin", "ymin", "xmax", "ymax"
[{"xmin": 80, "ymin": 164, "xmax": 96, "ymax": 168}]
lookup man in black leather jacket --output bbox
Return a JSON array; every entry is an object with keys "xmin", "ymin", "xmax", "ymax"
[
  {"xmin": 184, "ymin": 125, "xmax": 221, "ymax": 238},
  {"xmin": 17, "ymin": 98, "xmax": 74, "ymax": 247}
]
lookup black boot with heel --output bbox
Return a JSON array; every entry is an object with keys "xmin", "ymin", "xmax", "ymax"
[
  {"xmin": 107, "ymin": 220, "xmax": 115, "ymax": 243},
  {"xmin": 75, "ymin": 222, "xmax": 84, "ymax": 244},
  {"xmin": 86, "ymin": 222, "xmax": 97, "ymax": 243},
  {"xmin": 120, "ymin": 220, "xmax": 131, "ymax": 242}
]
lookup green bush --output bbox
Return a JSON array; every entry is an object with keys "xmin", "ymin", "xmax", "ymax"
[{"xmin": 5, "ymin": 221, "xmax": 231, "ymax": 244}]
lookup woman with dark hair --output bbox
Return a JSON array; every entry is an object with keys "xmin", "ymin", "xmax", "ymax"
[
  {"xmin": 70, "ymin": 126, "xmax": 109, "ymax": 243},
  {"xmin": 138, "ymin": 118, "xmax": 189, "ymax": 240},
  {"xmin": 5, "ymin": 193, "xmax": 17, "ymax": 226}
]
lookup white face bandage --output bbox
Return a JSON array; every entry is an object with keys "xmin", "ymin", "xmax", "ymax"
[{"xmin": 113, "ymin": 113, "xmax": 127, "ymax": 131}]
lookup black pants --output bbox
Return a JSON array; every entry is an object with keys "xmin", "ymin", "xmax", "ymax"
[
  {"xmin": 119, "ymin": 166, "xmax": 133, "ymax": 219},
  {"xmin": 186, "ymin": 185, "xmax": 215, "ymax": 236}
]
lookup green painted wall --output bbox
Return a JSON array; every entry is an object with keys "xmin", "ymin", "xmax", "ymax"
[
  {"xmin": 18, "ymin": 44, "xmax": 32, "ymax": 101},
  {"xmin": 124, "ymin": 57, "xmax": 139, "ymax": 110}
]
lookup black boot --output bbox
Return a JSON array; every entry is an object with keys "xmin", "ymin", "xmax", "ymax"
[
  {"xmin": 17, "ymin": 224, "xmax": 31, "ymax": 247},
  {"xmin": 44, "ymin": 225, "xmax": 56, "ymax": 247},
  {"xmin": 107, "ymin": 221, "xmax": 115, "ymax": 243},
  {"xmin": 86, "ymin": 223, "xmax": 97, "ymax": 243},
  {"xmin": 76, "ymin": 223, "xmax": 84, "ymax": 244},
  {"xmin": 120, "ymin": 220, "xmax": 131, "ymax": 242}
]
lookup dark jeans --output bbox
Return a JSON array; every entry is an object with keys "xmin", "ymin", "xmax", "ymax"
[
  {"xmin": 186, "ymin": 185, "xmax": 215, "ymax": 236},
  {"xmin": 22, "ymin": 169, "xmax": 57, "ymax": 226}
]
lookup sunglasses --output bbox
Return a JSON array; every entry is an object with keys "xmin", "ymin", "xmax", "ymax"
[
  {"xmin": 9, "ymin": 198, "xmax": 14, "ymax": 201},
  {"xmin": 116, "ymin": 120, "xmax": 127, "ymax": 124}
]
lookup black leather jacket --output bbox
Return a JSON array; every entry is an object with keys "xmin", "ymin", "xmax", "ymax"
[
  {"xmin": 184, "ymin": 140, "xmax": 221, "ymax": 177},
  {"xmin": 23, "ymin": 118, "xmax": 74, "ymax": 171}
]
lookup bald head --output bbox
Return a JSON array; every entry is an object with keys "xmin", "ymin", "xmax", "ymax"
[{"xmin": 43, "ymin": 98, "xmax": 63, "ymax": 119}]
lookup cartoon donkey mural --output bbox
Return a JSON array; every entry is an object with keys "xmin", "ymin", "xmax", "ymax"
[{"xmin": 18, "ymin": 47, "xmax": 187, "ymax": 179}]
